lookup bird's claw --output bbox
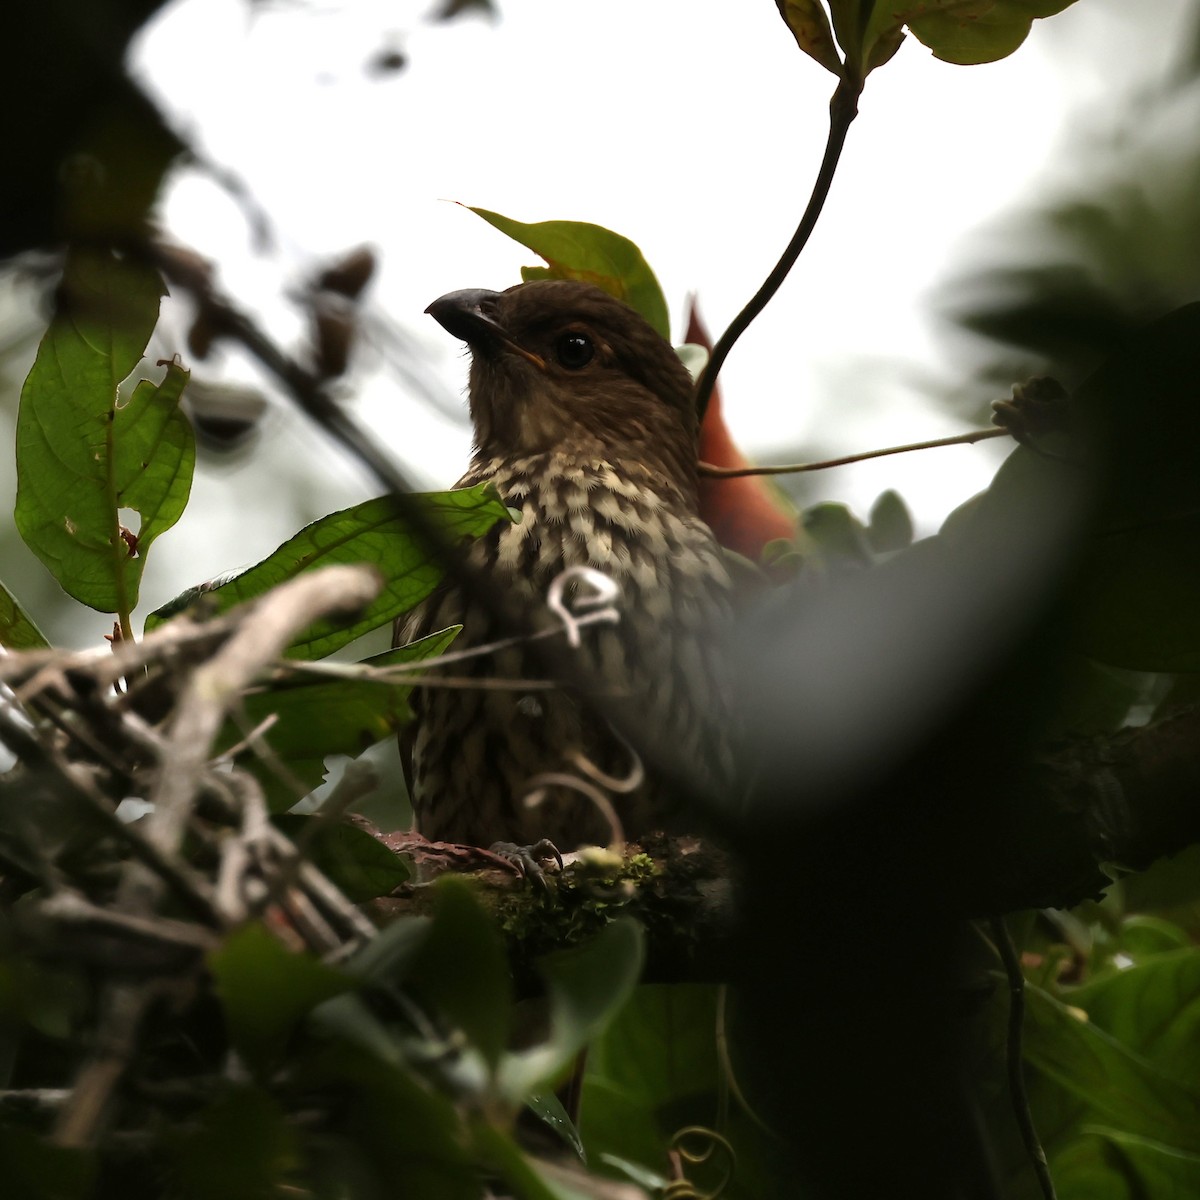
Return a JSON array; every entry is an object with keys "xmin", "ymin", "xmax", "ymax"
[{"xmin": 488, "ymin": 838, "xmax": 563, "ymax": 888}]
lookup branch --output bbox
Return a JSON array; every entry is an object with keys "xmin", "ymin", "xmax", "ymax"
[
  {"xmin": 692, "ymin": 78, "xmax": 861, "ymax": 421},
  {"xmin": 699, "ymin": 427, "xmax": 1010, "ymax": 478}
]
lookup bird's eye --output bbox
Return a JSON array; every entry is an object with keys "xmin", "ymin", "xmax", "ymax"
[{"xmin": 555, "ymin": 331, "xmax": 594, "ymax": 370}]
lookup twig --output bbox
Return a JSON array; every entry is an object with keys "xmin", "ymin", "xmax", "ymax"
[
  {"xmin": 692, "ymin": 77, "xmax": 861, "ymax": 421},
  {"xmin": 698, "ymin": 426, "xmax": 1010, "ymax": 478},
  {"xmin": 990, "ymin": 916, "xmax": 1057, "ymax": 1200}
]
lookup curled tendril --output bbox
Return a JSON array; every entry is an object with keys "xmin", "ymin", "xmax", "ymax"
[
  {"xmin": 545, "ymin": 565, "xmax": 622, "ymax": 648},
  {"xmin": 662, "ymin": 1126, "xmax": 735, "ymax": 1199}
]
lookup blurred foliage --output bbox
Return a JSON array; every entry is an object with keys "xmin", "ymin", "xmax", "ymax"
[
  {"xmin": 935, "ymin": 1, "xmax": 1200, "ymax": 412},
  {"xmin": 3, "ymin": 2, "xmax": 1200, "ymax": 1199}
]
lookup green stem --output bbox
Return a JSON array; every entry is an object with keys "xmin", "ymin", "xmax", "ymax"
[
  {"xmin": 693, "ymin": 76, "xmax": 861, "ymax": 421},
  {"xmin": 104, "ymin": 398, "xmax": 135, "ymax": 642}
]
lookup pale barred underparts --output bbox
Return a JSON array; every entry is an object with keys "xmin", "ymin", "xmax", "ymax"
[{"xmin": 401, "ymin": 450, "xmax": 735, "ymax": 849}]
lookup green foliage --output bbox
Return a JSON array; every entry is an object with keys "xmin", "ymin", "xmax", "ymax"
[
  {"xmin": 778, "ymin": 0, "xmax": 1080, "ymax": 80},
  {"xmin": 273, "ymin": 814, "xmax": 412, "ymax": 899},
  {"xmin": 145, "ymin": 484, "xmax": 512, "ymax": 658},
  {"xmin": 0, "ymin": 582, "xmax": 49, "ymax": 650},
  {"xmin": 14, "ymin": 247, "xmax": 194, "ymax": 621},
  {"xmin": 231, "ymin": 627, "xmax": 460, "ymax": 808},
  {"xmin": 468, "ymin": 206, "xmax": 671, "ymax": 339}
]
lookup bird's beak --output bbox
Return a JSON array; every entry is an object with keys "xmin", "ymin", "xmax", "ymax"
[{"xmin": 425, "ymin": 289, "xmax": 546, "ymax": 370}]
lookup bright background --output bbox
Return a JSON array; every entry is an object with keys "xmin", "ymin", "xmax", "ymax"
[{"xmin": 5, "ymin": 0, "xmax": 1196, "ymax": 645}]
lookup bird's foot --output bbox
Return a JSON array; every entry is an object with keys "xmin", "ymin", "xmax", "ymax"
[{"xmin": 488, "ymin": 838, "xmax": 564, "ymax": 888}]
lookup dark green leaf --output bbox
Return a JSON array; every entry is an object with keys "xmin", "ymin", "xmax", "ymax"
[
  {"xmin": 860, "ymin": 1, "xmax": 1077, "ymax": 70},
  {"xmin": 145, "ymin": 485, "xmax": 510, "ymax": 658},
  {"xmin": 473, "ymin": 1124, "xmax": 595, "ymax": 1200},
  {"xmin": 500, "ymin": 918, "xmax": 643, "ymax": 1098},
  {"xmin": 1023, "ymin": 984, "xmax": 1200, "ymax": 1153},
  {"xmin": 1065, "ymin": 947, "xmax": 1200, "ymax": 1087},
  {"xmin": 1068, "ymin": 302, "xmax": 1200, "ymax": 670},
  {"xmin": 1088, "ymin": 1130, "xmax": 1200, "ymax": 1194},
  {"xmin": 231, "ymin": 626, "xmax": 459, "ymax": 809},
  {"xmin": 802, "ymin": 502, "xmax": 874, "ymax": 567},
  {"xmin": 208, "ymin": 923, "xmax": 354, "ymax": 1074},
  {"xmin": 526, "ymin": 1091, "xmax": 586, "ymax": 1162},
  {"xmin": 343, "ymin": 914, "xmax": 432, "ymax": 985},
  {"xmin": 409, "ymin": 877, "xmax": 512, "ymax": 1071},
  {"xmin": 0, "ymin": 582, "xmax": 49, "ymax": 650},
  {"xmin": 0, "ymin": 1127, "xmax": 94, "ymax": 1200},
  {"xmin": 165, "ymin": 1085, "xmax": 299, "ymax": 1200},
  {"xmin": 776, "ymin": 0, "xmax": 844, "ymax": 76},
  {"xmin": 297, "ymin": 1044, "xmax": 478, "ymax": 1198},
  {"xmin": 468, "ymin": 207, "xmax": 670, "ymax": 340},
  {"xmin": 866, "ymin": 489, "xmax": 914, "ymax": 554},
  {"xmin": 15, "ymin": 247, "xmax": 193, "ymax": 614},
  {"xmin": 273, "ymin": 814, "xmax": 410, "ymax": 901}
]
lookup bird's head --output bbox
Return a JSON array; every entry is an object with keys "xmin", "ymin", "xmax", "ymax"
[{"xmin": 427, "ymin": 280, "xmax": 700, "ymax": 499}]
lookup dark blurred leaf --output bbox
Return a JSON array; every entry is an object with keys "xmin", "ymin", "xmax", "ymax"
[
  {"xmin": 14, "ymin": 248, "xmax": 193, "ymax": 614},
  {"xmin": 165, "ymin": 1085, "xmax": 299, "ymax": 1200},
  {"xmin": 866, "ymin": 488, "xmax": 914, "ymax": 554},
  {"xmin": 468, "ymin": 207, "xmax": 670, "ymax": 340},
  {"xmin": 0, "ymin": 582, "xmax": 49, "ymax": 650},
  {"xmin": 297, "ymin": 1037, "xmax": 478, "ymax": 1197},
  {"xmin": 410, "ymin": 877, "xmax": 512, "ymax": 1071},
  {"xmin": 274, "ymin": 815, "xmax": 410, "ymax": 902},
  {"xmin": 0, "ymin": 1126, "xmax": 94, "ymax": 1200},
  {"xmin": 231, "ymin": 626, "xmax": 459, "ymax": 809},
  {"xmin": 802, "ymin": 501, "xmax": 874, "ymax": 567},
  {"xmin": 146, "ymin": 485, "xmax": 510, "ymax": 658},
  {"xmin": 1088, "ymin": 1129, "xmax": 1200, "ymax": 1193},
  {"xmin": 500, "ymin": 918, "xmax": 643, "ymax": 1099},
  {"xmin": 209, "ymin": 923, "xmax": 354, "ymax": 1075},
  {"xmin": 1069, "ymin": 303, "xmax": 1200, "ymax": 670}
]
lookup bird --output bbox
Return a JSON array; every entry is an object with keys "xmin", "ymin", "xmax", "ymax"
[{"xmin": 398, "ymin": 279, "xmax": 736, "ymax": 851}]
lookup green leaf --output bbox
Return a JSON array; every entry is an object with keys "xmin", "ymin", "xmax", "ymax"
[
  {"xmin": 802, "ymin": 501, "xmax": 874, "ymax": 567},
  {"xmin": 468, "ymin": 207, "xmax": 670, "ymax": 340},
  {"xmin": 0, "ymin": 582, "xmax": 49, "ymax": 650},
  {"xmin": 274, "ymin": 815, "xmax": 410, "ymax": 901},
  {"xmin": 905, "ymin": 1, "xmax": 1077, "ymax": 66},
  {"xmin": 165, "ymin": 1085, "xmax": 299, "ymax": 1200},
  {"xmin": 866, "ymin": 489, "xmax": 914, "ymax": 554},
  {"xmin": 146, "ymin": 484, "xmax": 511, "ymax": 658},
  {"xmin": 0, "ymin": 1127, "xmax": 94, "ymax": 1200},
  {"xmin": 209, "ymin": 923, "xmax": 354, "ymax": 1075},
  {"xmin": 1086, "ymin": 1130, "xmax": 1200, "ymax": 1194},
  {"xmin": 15, "ymin": 247, "xmax": 193, "ymax": 614},
  {"xmin": 1065, "ymin": 948, "xmax": 1200, "ymax": 1087},
  {"xmin": 296, "ymin": 1044, "xmax": 479, "ymax": 1198},
  {"xmin": 408, "ymin": 878, "xmax": 512, "ymax": 1071},
  {"xmin": 526, "ymin": 1091, "xmax": 586, "ymax": 1162},
  {"xmin": 1023, "ymin": 984, "xmax": 1200, "ymax": 1154},
  {"xmin": 499, "ymin": 918, "xmax": 643, "ymax": 1099},
  {"xmin": 843, "ymin": 1, "xmax": 1077, "ymax": 75},
  {"xmin": 775, "ymin": 0, "xmax": 845, "ymax": 76},
  {"xmin": 230, "ymin": 626, "xmax": 459, "ymax": 808}
]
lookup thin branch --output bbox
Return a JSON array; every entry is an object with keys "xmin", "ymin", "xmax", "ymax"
[
  {"xmin": 990, "ymin": 916, "xmax": 1057, "ymax": 1200},
  {"xmin": 692, "ymin": 78, "xmax": 861, "ymax": 421},
  {"xmin": 698, "ymin": 426, "xmax": 1010, "ymax": 478}
]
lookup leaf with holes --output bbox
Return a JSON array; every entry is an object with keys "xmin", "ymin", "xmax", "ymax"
[{"xmin": 14, "ymin": 248, "xmax": 193, "ymax": 615}]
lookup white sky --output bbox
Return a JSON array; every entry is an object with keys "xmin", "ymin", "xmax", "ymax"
[{"xmin": 108, "ymin": 0, "xmax": 1189, "ymax": 636}]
